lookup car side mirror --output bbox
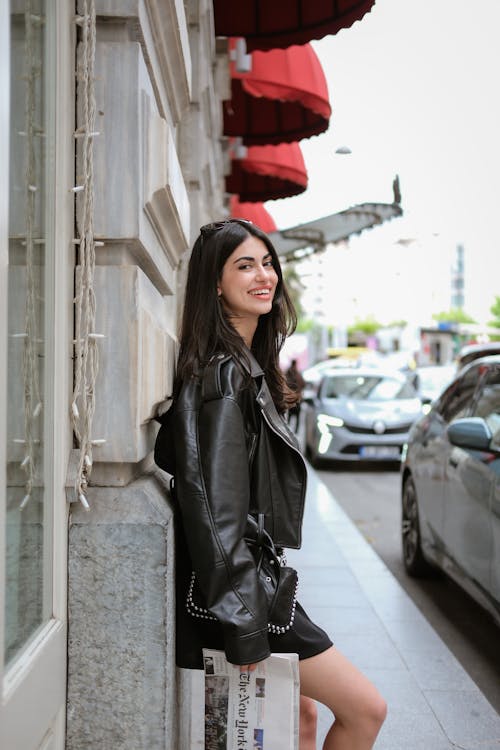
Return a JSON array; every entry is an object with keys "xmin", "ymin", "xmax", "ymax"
[
  {"xmin": 301, "ymin": 387, "xmax": 317, "ymax": 405},
  {"xmin": 447, "ymin": 417, "xmax": 492, "ymax": 452},
  {"xmin": 302, "ymin": 394, "xmax": 316, "ymax": 406}
]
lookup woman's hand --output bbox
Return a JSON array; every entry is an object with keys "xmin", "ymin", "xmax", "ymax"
[{"xmin": 237, "ymin": 662, "xmax": 258, "ymax": 672}]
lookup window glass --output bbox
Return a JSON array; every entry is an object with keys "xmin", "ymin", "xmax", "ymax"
[
  {"xmin": 5, "ymin": 1, "xmax": 52, "ymax": 666},
  {"xmin": 321, "ymin": 374, "xmax": 416, "ymax": 401},
  {"xmin": 472, "ymin": 366, "xmax": 500, "ymax": 450},
  {"xmin": 438, "ymin": 364, "xmax": 482, "ymax": 423}
]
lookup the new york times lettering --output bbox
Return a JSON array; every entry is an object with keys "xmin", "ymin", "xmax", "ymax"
[{"xmin": 234, "ymin": 671, "xmax": 251, "ymax": 748}]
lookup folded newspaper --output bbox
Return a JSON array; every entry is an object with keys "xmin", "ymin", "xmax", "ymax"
[{"xmin": 202, "ymin": 649, "xmax": 300, "ymax": 750}]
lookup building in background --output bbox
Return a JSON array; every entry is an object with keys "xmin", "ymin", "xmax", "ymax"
[{"xmin": 451, "ymin": 243, "xmax": 465, "ymax": 310}]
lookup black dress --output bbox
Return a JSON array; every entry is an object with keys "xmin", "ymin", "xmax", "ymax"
[{"xmin": 174, "ymin": 512, "xmax": 332, "ymax": 670}]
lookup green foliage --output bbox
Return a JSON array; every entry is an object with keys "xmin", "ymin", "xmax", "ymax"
[
  {"xmin": 296, "ymin": 317, "xmax": 315, "ymax": 333},
  {"xmin": 347, "ymin": 315, "xmax": 381, "ymax": 336},
  {"xmin": 489, "ymin": 295, "xmax": 500, "ymax": 325},
  {"xmin": 432, "ymin": 308, "xmax": 476, "ymax": 324},
  {"xmin": 283, "ymin": 264, "xmax": 305, "ymax": 319},
  {"xmin": 387, "ymin": 320, "xmax": 408, "ymax": 329}
]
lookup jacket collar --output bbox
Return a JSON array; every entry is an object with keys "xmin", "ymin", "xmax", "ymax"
[{"xmin": 241, "ymin": 345, "xmax": 265, "ymax": 379}]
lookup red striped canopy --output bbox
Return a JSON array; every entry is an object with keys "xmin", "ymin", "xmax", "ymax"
[
  {"xmin": 226, "ymin": 142, "xmax": 308, "ymax": 202},
  {"xmin": 225, "ymin": 40, "xmax": 331, "ymax": 145},
  {"xmin": 229, "ymin": 196, "xmax": 277, "ymax": 233},
  {"xmin": 214, "ymin": 0, "xmax": 375, "ymax": 51}
]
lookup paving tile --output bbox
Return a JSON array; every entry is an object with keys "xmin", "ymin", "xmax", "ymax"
[
  {"xmin": 298, "ymin": 581, "xmax": 372, "ymax": 610},
  {"xmin": 382, "ymin": 613, "xmax": 459, "ymax": 655},
  {"xmin": 362, "ymin": 589, "xmax": 426, "ymax": 622},
  {"xmin": 424, "ymin": 683, "xmax": 500, "ymax": 750},
  {"xmin": 287, "ymin": 544, "xmax": 346, "ymax": 567},
  {"xmin": 363, "ymin": 666, "xmax": 435, "ymax": 713},
  {"xmin": 375, "ymin": 710, "xmax": 453, "ymax": 750},
  {"xmin": 294, "ymin": 564, "xmax": 358, "ymax": 588},
  {"xmin": 423, "ymin": 689, "xmax": 500, "ymax": 748},
  {"xmin": 401, "ymin": 648, "xmax": 478, "ymax": 692},
  {"xmin": 355, "ymin": 572, "xmax": 415, "ymax": 603},
  {"xmin": 344, "ymin": 556, "xmax": 391, "ymax": 578},
  {"xmin": 312, "ymin": 605, "xmax": 388, "ymax": 638},
  {"xmin": 331, "ymin": 536, "xmax": 383, "ymax": 563},
  {"xmin": 331, "ymin": 631, "xmax": 408, "ymax": 671}
]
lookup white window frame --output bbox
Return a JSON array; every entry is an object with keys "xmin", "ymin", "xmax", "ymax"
[{"xmin": 0, "ymin": 3, "xmax": 74, "ymax": 748}]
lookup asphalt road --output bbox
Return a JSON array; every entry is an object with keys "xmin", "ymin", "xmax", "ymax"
[{"xmin": 316, "ymin": 463, "xmax": 500, "ymax": 715}]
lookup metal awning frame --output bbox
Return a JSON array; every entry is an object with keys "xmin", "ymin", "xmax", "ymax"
[{"xmin": 270, "ymin": 200, "xmax": 403, "ymax": 263}]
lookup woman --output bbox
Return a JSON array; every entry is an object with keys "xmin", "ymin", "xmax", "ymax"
[{"xmin": 155, "ymin": 219, "xmax": 386, "ymax": 749}]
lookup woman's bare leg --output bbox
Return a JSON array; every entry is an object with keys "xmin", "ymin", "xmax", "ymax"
[
  {"xmin": 300, "ymin": 647, "xmax": 387, "ymax": 750},
  {"xmin": 299, "ymin": 696, "xmax": 317, "ymax": 750}
]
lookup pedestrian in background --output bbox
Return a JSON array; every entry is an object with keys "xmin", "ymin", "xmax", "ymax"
[
  {"xmin": 154, "ymin": 218, "xmax": 386, "ymax": 750},
  {"xmin": 286, "ymin": 358, "xmax": 306, "ymax": 433}
]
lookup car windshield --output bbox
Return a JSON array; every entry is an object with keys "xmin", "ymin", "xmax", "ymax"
[
  {"xmin": 416, "ymin": 366, "xmax": 456, "ymax": 398},
  {"xmin": 321, "ymin": 374, "xmax": 416, "ymax": 401}
]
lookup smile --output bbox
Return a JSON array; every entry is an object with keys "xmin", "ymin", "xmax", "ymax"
[{"xmin": 249, "ymin": 288, "xmax": 272, "ymax": 296}]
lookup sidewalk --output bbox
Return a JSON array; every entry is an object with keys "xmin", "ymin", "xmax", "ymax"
[{"xmin": 287, "ymin": 467, "xmax": 500, "ymax": 749}]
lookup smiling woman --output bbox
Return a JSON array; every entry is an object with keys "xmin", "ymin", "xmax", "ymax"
[
  {"xmin": 154, "ymin": 218, "xmax": 387, "ymax": 750},
  {"xmin": 217, "ymin": 235, "xmax": 278, "ymax": 345}
]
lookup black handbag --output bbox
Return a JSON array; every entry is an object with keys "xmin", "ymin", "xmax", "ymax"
[{"xmin": 186, "ymin": 513, "xmax": 299, "ymax": 635}]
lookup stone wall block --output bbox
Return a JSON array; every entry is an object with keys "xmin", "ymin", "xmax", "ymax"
[
  {"xmin": 91, "ymin": 265, "xmax": 175, "ymax": 464},
  {"xmin": 96, "ymin": 0, "xmax": 191, "ymax": 125},
  {"xmin": 67, "ymin": 476, "xmax": 177, "ymax": 750},
  {"xmin": 93, "ymin": 41, "xmax": 141, "ymax": 240},
  {"xmin": 93, "ymin": 40, "xmax": 189, "ymax": 295},
  {"xmin": 142, "ymin": 90, "xmax": 190, "ymax": 265}
]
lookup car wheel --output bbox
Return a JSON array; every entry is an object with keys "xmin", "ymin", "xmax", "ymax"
[{"xmin": 401, "ymin": 475, "xmax": 432, "ymax": 576}]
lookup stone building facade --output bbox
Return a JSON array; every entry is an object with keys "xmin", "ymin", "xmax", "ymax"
[{"xmin": 1, "ymin": 1, "xmax": 228, "ymax": 747}]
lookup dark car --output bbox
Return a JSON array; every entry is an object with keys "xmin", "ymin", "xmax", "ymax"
[
  {"xmin": 401, "ymin": 355, "xmax": 500, "ymax": 626},
  {"xmin": 414, "ymin": 364, "xmax": 456, "ymax": 407},
  {"xmin": 304, "ymin": 368, "xmax": 423, "ymax": 467},
  {"xmin": 457, "ymin": 342, "xmax": 500, "ymax": 371}
]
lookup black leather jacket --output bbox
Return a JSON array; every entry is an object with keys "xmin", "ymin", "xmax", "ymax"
[{"xmin": 155, "ymin": 350, "xmax": 307, "ymax": 665}]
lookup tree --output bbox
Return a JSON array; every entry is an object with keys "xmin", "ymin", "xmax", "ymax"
[
  {"xmin": 432, "ymin": 308, "xmax": 476, "ymax": 325},
  {"xmin": 488, "ymin": 296, "xmax": 500, "ymax": 339},
  {"xmin": 387, "ymin": 320, "xmax": 408, "ymax": 329},
  {"xmin": 347, "ymin": 315, "xmax": 381, "ymax": 337},
  {"xmin": 282, "ymin": 263, "xmax": 305, "ymax": 319},
  {"xmin": 489, "ymin": 295, "xmax": 500, "ymax": 326}
]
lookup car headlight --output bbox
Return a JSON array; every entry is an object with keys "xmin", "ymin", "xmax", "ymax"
[
  {"xmin": 316, "ymin": 414, "xmax": 343, "ymax": 455},
  {"xmin": 317, "ymin": 413, "xmax": 344, "ymax": 434},
  {"xmin": 401, "ymin": 443, "xmax": 408, "ymax": 462}
]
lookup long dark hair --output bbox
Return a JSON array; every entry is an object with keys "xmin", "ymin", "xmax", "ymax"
[{"xmin": 175, "ymin": 219, "xmax": 298, "ymax": 411}]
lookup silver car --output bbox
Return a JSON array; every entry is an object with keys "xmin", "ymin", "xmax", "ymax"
[
  {"xmin": 304, "ymin": 368, "xmax": 423, "ymax": 467},
  {"xmin": 401, "ymin": 355, "xmax": 500, "ymax": 626}
]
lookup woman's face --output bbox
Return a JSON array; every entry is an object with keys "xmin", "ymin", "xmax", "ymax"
[{"xmin": 218, "ymin": 235, "xmax": 279, "ymax": 322}]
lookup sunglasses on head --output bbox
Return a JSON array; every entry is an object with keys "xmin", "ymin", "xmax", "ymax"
[{"xmin": 200, "ymin": 217, "xmax": 252, "ymax": 237}]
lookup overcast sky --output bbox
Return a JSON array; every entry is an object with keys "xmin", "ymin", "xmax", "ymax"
[{"xmin": 266, "ymin": 0, "xmax": 500, "ymax": 326}]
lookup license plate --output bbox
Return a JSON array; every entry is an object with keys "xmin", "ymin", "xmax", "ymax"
[{"xmin": 359, "ymin": 446, "xmax": 401, "ymax": 458}]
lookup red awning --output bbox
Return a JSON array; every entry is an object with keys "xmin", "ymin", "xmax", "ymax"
[
  {"xmin": 229, "ymin": 195, "xmax": 277, "ymax": 233},
  {"xmin": 226, "ymin": 142, "xmax": 308, "ymax": 202},
  {"xmin": 224, "ymin": 40, "xmax": 331, "ymax": 145},
  {"xmin": 214, "ymin": 0, "xmax": 375, "ymax": 51}
]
